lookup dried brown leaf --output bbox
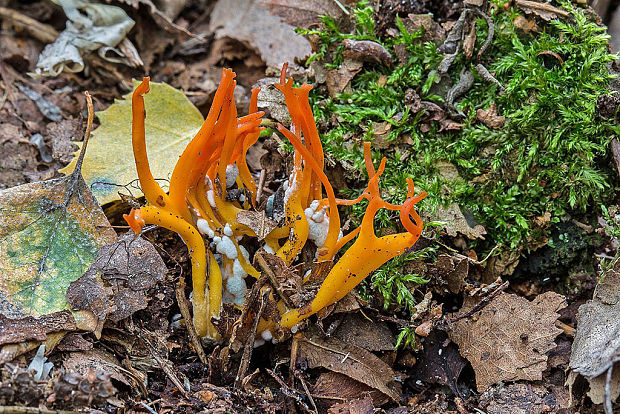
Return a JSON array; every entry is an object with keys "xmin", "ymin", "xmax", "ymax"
[
  {"xmin": 463, "ymin": 21, "xmax": 477, "ymax": 60},
  {"xmin": 333, "ymin": 313, "xmax": 395, "ymax": 352},
  {"xmin": 326, "ymin": 58, "xmax": 363, "ymax": 97},
  {"xmin": 409, "ymin": 330, "xmax": 467, "ymax": 395},
  {"xmin": 515, "ymin": 0, "xmax": 569, "ymax": 21},
  {"xmin": 210, "ymin": 0, "xmax": 311, "ymax": 68},
  {"xmin": 430, "ymin": 202, "xmax": 486, "ymax": 240},
  {"xmin": 0, "ymin": 311, "xmax": 76, "ymax": 346},
  {"xmin": 327, "ymin": 396, "xmax": 375, "ymax": 414},
  {"xmin": 449, "ymin": 291, "xmax": 566, "ymax": 392},
  {"xmin": 513, "ymin": 15, "xmax": 540, "ymax": 34},
  {"xmin": 312, "ymin": 372, "xmax": 388, "ymax": 407},
  {"xmin": 237, "ymin": 210, "xmax": 279, "ymax": 241},
  {"xmin": 429, "ymin": 254, "xmax": 468, "ymax": 295},
  {"xmin": 62, "ymin": 349, "xmax": 130, "ymax": 387},
  {"xmin": 66, "ymin": 232, "xmax": 167, "ymax": 335},
  {"xmin": 342, "ymin": 39, "xmax": 393, "ymax": 66},
  {"xmin": 476, "ymin": 102, "xmax": 506, "ymax": 129},
  {"xmin": 299, "ymin": 328, "xmax": 401, "ymax": 402},
  {"xmin": 256, "ymin": 0, "xmax": 345, "ymax": 29},
  {"xmin": 118, "ymin": 0, "xmax": 194, "ymax": 38}
]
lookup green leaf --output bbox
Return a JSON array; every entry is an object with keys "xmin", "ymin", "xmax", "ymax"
[
  {"xmin": 59, "ymin": 82, "xmax": 205, "ymax": 205},
  {"xmin": 0, "ymin": 174, "xmax": 116, "ymax": 317}
]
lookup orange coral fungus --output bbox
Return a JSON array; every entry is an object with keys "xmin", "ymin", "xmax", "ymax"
[{"xmin": 124, "ymin": 66, "xmax": 425, "ymax": 341}]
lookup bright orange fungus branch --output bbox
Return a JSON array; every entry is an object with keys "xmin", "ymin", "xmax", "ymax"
[{"xmin": 124, "ymin": 67, "xmax": 426, "ymax": 340}]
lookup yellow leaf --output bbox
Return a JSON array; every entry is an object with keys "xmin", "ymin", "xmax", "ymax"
[{"xmin": 59, "ymin": 82, "xmax": 205, "ymax": 205}]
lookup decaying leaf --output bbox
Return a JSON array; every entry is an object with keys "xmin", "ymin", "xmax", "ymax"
[
  {"xmin": 333, "ymin": 313, "xmax": 395, "ymax": 352},
  {"xmin": 255, "ymin": 78, "xmax": 292, "ymax": 126},
  {"xmin": 476, "ymin": 102, "xmax": 506, "ymax": 129},
  {"xmin": 298, "ymin": 328, "xmax": 401, "ymax": 402},
  {"xmin": 513, "ymin": 15, "xmax": 540, "ymax": 34},
  {"xmin": 0, "ymin": 165, "xmax": 116, "ymax": 318},
  {"xmin": 62, "ymin": 348, "xmax": 130, "ymax": 387},
  {"xmin": 409, "ymin": 330, "xmax": 467, "ymax": 395},
  {"xmin": 430, "ymin": 202, "xmax": 487, "ymax": 240},
  {"xmin": 342, "ymin": 39, "xmax": 393, "ymax": 66},
  {"xmin": 66, "ymin": 231, "xmax": 167, "ymax": 334},
  {"xmin": 209, "ymin": 0, "xmax": 312, "ymax": 68},
  {"xmin": 462, "ymin": 21, "xmax": 477, "ymax": 60},
  {"xmin": 569, "ymin": 258, "xmax": 620, "ymax": 405},
  {"xmin": 33, "ymin": 0, "xmax": 136, "ymax": 77},
  {"xmin": 449, "ymin": 291, "xmax": 566, "ymax": 392},
  {"xmin": 256, "ymin": 0, "xmax": 346, "ymax": 29},
  {"xmin": 312, "ymin": 372, "xmax": 388, "ymax": 407},
  {"xmin": 428, "ymin": 253, "xmax": 469, "ymax": 295},
  {"xmin": 479, "ymin": 383, "xmax": 571, "ymax": 414},
  {"xmin": 237, "ymin": 210, "xmax": 279, "ymax": 241},
  {"xmin": 326, "ymin": 58, "xmax": 363, "ymax": 98},
  {"xmin": 0, "ymin": 312, "xmax": 76, "ymax": 346},
  {"xmin": 327, "ymin": 396, "xmax": 375, "ymax": 414},
  {"xmin": 118, "ymin": 0, "xmax": 194, "ymax": 38},
  {"xmin": 59, "ymin": 81, "xmax": 204, "ymax": 205}
]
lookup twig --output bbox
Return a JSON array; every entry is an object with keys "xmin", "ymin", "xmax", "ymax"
[
  {"xmin": 235, "ymin": 287, "xmax": 271, "ymax": 387},
  {"xmin": 175, "ymin": 277, "xmax": 208, "ymax": 364},
  {"xmin": 554, "ymin": 320, "xmax": 575, "ymax": 337},
  {"xmin": 0, "ymin": 7, "xmax": 59, "ymax": 44},
  {"xmin": 72, "ymin": 91, "xmax": 94, "ymax": 176},
  {"xmin": 289, "ymin": 332, "xmax": 301, "ymax": 386},
  {"xmin": 139, "ymin": 402, "xmax": 158, "ymax": 414},
  {"xmin": 604, "ymin": 360, "xmax": 617, "ymax": 414},
  {"xmin": 142, "ymin": 332, "xmax": 189, "ymax": 397},
  {"xmin": 611, "ymin": 138, "xmax": 620, "ymax": 180},
  {"xmin": 0, "ymin": 54, "xmax": 16, "ymax": 112},
  {"xmin": 256, "ymin": 169, "xmax": 266, "ymax": 204},
  {"xmin": 471, "ymin": 8, "xmax": 494, "ymax": 60},
  {"xmin": 440, "ymin": 280, "xmax": 509, "ymax": 327},
  {"xmin": 265, "ymin": 369, "xmax": 312, "ymax": 412},
  {"xmin": 294, "ymin": 370, "xmax": 318, "ymax": 413},
  {"xmin": 435, "ymin": 239, "xmax": 500, "ymax": 266},
  {"xmin": 0, "ymin": 407, "xmax": 79, "ymax": 414},
  {"xmin": 515, "ymin": 0, "xmax": 570, "ymax": 18},
  {"xmin": 120, "ymin": 357, "xmax": 149, "ymax": 399}
]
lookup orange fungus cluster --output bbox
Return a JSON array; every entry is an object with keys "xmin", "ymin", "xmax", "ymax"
[{"xmin": 124, "ymin": 66, "xmax": 426, "ymax": 340}]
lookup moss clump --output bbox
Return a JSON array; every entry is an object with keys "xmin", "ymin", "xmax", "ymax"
[{"xmin": 302, "ymin": 0, "xmax": 618, "ymax": 252}]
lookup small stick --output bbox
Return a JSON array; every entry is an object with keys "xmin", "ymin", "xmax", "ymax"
[
  {"xmin": 604, "ymin": 359, "xmax": 618, "ymax": 414},
  {"xmin": 515, "ymin": 0, "xmax": 570, "ymax": 17},
  {"xmin": 0, "ymin": 7, "xmax": 59, "ymax": 44},
  {"xmin": 142, "ymin": 332, "xmax": 188, "ymax": 397},
  {"xmin": 471, "ymin": 8, "xmax": 494, "ymax": 60},
  {"xmin": 256, "ymin": 169, "xmax": 266, "ymax": 203},
  {"xmin": 235, "ymin": 287, "xmax": 271, "ymax": 387},
  {"xmin": 0, "ymin": 407, "xmax": 80, "ymax": 414},
  {"xmin": 289, "ymin": 332, "xmax": 302, "ymax": 386},
  {"xmin": 610, "ymin": 138, "xmax": 620, "ymax": 179},
  {"xmin": 294, "ymin": 370, "xmax": 318, "ymax": 413},
  {"xmin": 265, "ymin": 369, "xmax": 312, "ymax": 411},
  {"xmin": 175, "ymin": 277, "xmax": 208, "ymax": 364},
  {"xmin": 554, "ymin": 320, "xmax": 575, "ymax": 337}
]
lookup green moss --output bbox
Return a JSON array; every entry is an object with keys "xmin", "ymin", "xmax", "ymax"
[{"xmin": 301, "ymin": 1, "xmax": 618, "ymax": 251}]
